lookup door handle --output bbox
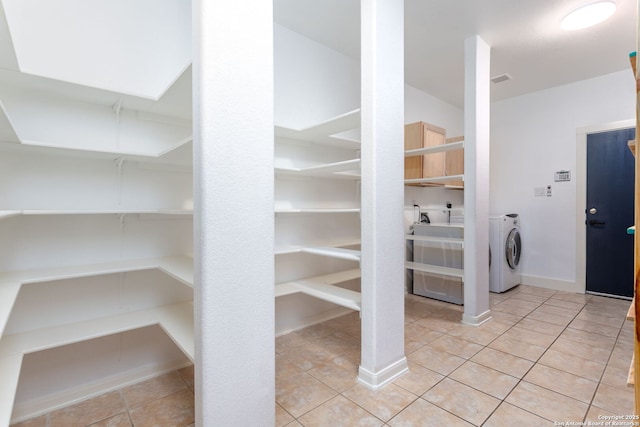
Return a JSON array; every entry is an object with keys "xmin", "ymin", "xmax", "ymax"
[{"xmin": 588, "ymin": 219, "xmax": 606, "ymax": 226}]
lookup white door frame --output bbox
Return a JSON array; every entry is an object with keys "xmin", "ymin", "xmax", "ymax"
[{"xmin": 575, "ymin": 119, "xmax": 635, "ymax": 294}]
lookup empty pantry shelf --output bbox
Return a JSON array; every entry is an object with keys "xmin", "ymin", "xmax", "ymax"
[
  {"xmin": 20, "ymin": 209, "xmax": 193, "ymax": 216},
  {"xmin": 0, "ymin": 256, "xmax": 193, "ymax": 339},
  {"xmin": 0, "ymin": 99, "xmax": 193, "ymax": 162},
  {"xmin": 0, "ymin": 304, "xmax": 193, "ymax": 358},
  {"xmin": 405, "ymin": 234, "xmax": 464, "ymax": 246},
  {"xmin": 404, "ymin": 174, "xmax": 464, "ymax": 185},
  {"xmin": 404, "ymin": 140, "xmax": 464, "ymax": 157},
  {"xmin": 275, "ymin": 208, "xmax": 360, "ymax": 214},
  {"xmin": 275, "ymin": 158, "xmax": 360, "ymax": 179},
  {"xmin": 301, "ymin": 246, "xmax": 361, "ymax": 261},
  {"xmin": 275, "ymin": 268, "xmax": 361, "ymax": 311},
  {"xmin": 275, "ymin": 109, "xmax": 361, "ymax": 148},
  {"xmin": 0, "ymin": 302, "xmax": 194, "ymax": 427},
  {"xmin": 405, "ymin": 261, "xmax": 464, "ymax": 279},
  {"xmin": 275, "ymin": 237, "xmax": 361, "ymax": 256}
]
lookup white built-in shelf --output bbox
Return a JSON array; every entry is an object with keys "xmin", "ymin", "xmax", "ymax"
[
  {"xmin": 274, "ymin": 109, "xmax": 362, "ymax": 314},
  {"xmin": 275, "ymin": 109, "xmax": 361, "ymax": 149},
  {"xmin": 275, "ymin": 208, "xmax": 360, "ymax": 214},
  {"xmin": 404, "ymin": 174, "xmax": 464, "ymax": 185},
  {"xmin": 0, "ymin": 209, "xmax": 193, "ymax": 219},
  {"xmin": 275, "ymin": 268, "xmax": 361, "ymax": 311},
  {"xmin": 0, "ymin": 101, "xmax": 193, "ymax": 164},
  {"xmin": 0, "ymin": 211, "xmax": 20, "ymax": 219},
  {"xmin": 0, "ymin": 301, "xmax": 194, "ymax": 360},
  {"xmin": 405, "ymin": 261, "xmax": 464, "ymax": 279},
  {"xmin": 301, "ymin": 247, "xmax": 361, "ymax": 262},
  {"xmin": 275, "ymin": 158, "xmax": 360, "ymax": 179},
  {"xmin": 0, "ymin": 256, "xmax": 193, "ymax": 339},
  {"xmin": 275, "ymin": 238, "xmax": 361, "ymax": 256},
  {"xmin": 406, "ymin": 234, "xmax": 464, "ymax": 246},
  {"xmin": 404, "ymin": 140, "xmax": 464, "ymax": 157},
  {"xmin": 0, "ymin": 302, "xmax": 193, "ymax": 426}
]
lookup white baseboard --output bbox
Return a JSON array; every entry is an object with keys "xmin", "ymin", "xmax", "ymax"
[
  {"xmin": 462, "ymin": 309, "xmax": 492, "ymax": 326},
  {"xmin": 357, "ymin": 357, "xmax": 408, "ymax": 390},
  {"xmin": 11, "ymin": 358, "xmax": 192, "ymax": 424},
  {"xmin": 520, "ymin": 274, "xmax": 582, "ymax": 293}
]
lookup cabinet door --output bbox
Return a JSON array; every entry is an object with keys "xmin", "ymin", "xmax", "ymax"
[
  {"xmin": 404, "ymin": 121, "xmax": 446, "ymax": 185},
  {"xmin": 404, "ymin": 122, "xmax": 424, "ymax": 180},
  {"xmin": 422, "ymin": 123, "xmax": 446, "ymax": 180},
  {"xmin": 445, "ymin": 136, "xmax": 464, "ymax": 188}
]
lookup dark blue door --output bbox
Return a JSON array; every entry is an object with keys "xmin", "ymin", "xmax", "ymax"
[{"xmin": 586, "ymin": 128, "xmax": 635, "ymax": 297}]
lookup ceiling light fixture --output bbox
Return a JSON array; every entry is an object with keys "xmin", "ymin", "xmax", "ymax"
[{"xmin": 561, "ymin": 1, "xmax": 617, "ymax": 31}]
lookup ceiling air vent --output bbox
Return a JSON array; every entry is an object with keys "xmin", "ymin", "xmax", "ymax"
[{"xmin": 490, "ymin": 73, "xmax": 512, "ymax": 84}]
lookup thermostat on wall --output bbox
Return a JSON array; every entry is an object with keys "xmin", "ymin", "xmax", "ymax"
[{"xmin": 554, "ymin": 170, "xmax": 571, "ymax": 182}]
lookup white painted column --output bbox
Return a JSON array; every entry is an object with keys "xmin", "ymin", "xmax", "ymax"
[
  {"xmin": 463, "ymin": 35, "xmax": 492, "ymax": 325},
  {"xmin": 192, "ymin": 1, "xmax": 274, "ymax": 426},
  {"xmin": 359, "ymin": 0, "xmax": 408, "ymax": 389}
]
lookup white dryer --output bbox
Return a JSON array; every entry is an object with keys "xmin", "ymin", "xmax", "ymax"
[{"xmin": 489, "ymin": 214, "xmax": 522, "ymax": 293}]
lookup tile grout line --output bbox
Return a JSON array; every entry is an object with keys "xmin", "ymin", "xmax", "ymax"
[
  {"xmin": 581, "ymin": 301, "xmax": 630, "ymax": 424},
  {"xmin": 497, "ymin": 294, "xmax": 588, "ymax": 425},
  {"xmin": 465, "ymin": 291, "xmax": 560, "ymax": 426}
]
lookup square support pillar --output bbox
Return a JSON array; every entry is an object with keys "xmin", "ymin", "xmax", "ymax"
[
  {"xmin": 192, "ymin": 1, "xmax": 275, "ymax": 425},
  {"xmin": 463, "ymin": 35, "xmax": 492, "ymax": 325},
  {"xmin": 358, "ymin": 0, "xmax": 408, "ymax": 389}
]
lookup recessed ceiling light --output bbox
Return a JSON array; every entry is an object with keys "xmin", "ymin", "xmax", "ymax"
[{"xmin": 561, "ymin": 1, "xmax": 617, "ymax": 31}]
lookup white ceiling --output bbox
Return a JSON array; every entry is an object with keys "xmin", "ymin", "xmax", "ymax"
[
  {"xmin": 0, "ymin": 0, "xmax": 634, "ymax": 115},
  {"xmin": 274, "ymin": 0, "xmax": 637, "ymax": 107}
]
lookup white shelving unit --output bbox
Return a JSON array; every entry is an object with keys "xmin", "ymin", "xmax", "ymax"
[
  {"xmin": 0, "ymin": 100, "xmax": 193, "ymax": 167},
  {"xmin": 404, "ymin": 141, "xmax": 466, "ymax": 288},
  {"xmin": 274, "ymin": 208, "xmax": 360, "ymax": 214},
  {"xmin": 0, "ymin": 210, "xmax": 193, "ymax": 218},
  {"xmin": 274, "ymin": 110, "xmax": 362, "ymax": 324},
  {"xmin": 275, "ymin": 158, "xmax": 360, "ymax": 179},
  {"xmin": 275, "ymin": 269, "xmax": 362, "ymax": 311},
  {"xmin": 275, "ymin": 237, "xmax": 361, "ymax": 256},
  {"xmin": 0, "ymin": 255, "xmax": 193, "ymax": 338},
  {"xmin": 0, "ymin": 73, "xmax": 194, "ymax": 424},
  {"xmin": 403, "ymin": 139, "xmax": 464, "ymax": 186},
  {"xmin": 0, "ymin": 302, "xmax": 193, "ymax": 427},
  {"xmin": 404, "ymin": 261, "xmax": 464, "ymax": 278},
  {"xmin": 403, "ymin": 140, "xmax": 464, "ymax": 157}
]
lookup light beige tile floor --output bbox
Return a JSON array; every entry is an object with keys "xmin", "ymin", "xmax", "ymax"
[
  {"xmin": 11, "ymin": 367, "xmax": 195, "ymax": 427},
  {"xmin": 11, "ymin": 285, "xmax": 636, "ymax": 426},
  {"xmin": 275, "ymin": 285, "xmax": 635, "ymax": 426}
]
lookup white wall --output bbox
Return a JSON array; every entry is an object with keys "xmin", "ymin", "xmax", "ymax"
[
  {"xmin": 491, "ymin": 70, "xmax": 636, "ymax": 291},
  {"xmin": 275, "ymin": 24, "xmax": 360, "ymax": 129},
  {"xmin": 405, "ymin": 85, "xmax": 464, "ymax": 137}
]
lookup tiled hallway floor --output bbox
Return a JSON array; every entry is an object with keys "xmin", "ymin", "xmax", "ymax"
[
  {"xmin": 276, "ymin": 286, "xmax": 635, "ymax": 426},
  {"xmin": 13, "ymin": 285, "xmax": 635, "ymax": 426}
]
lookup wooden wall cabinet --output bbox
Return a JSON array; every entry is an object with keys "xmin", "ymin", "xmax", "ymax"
[
  {"xmin": 445, "ymin": 136, "xmax": 464, "ymax": 188},
  {"xmin": 404, "ymin": 121, "xmax": 446, "ymax": 186}
]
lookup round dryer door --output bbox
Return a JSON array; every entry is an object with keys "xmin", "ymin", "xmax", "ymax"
[{"xmin": 505, "ymin": 228, "xmax": 521, "ymax": 269}]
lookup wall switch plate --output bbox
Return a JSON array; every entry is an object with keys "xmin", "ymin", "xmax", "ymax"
[{"xmin": 546, "ymin": 185, "xmax": 552, "ymax": 197}]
